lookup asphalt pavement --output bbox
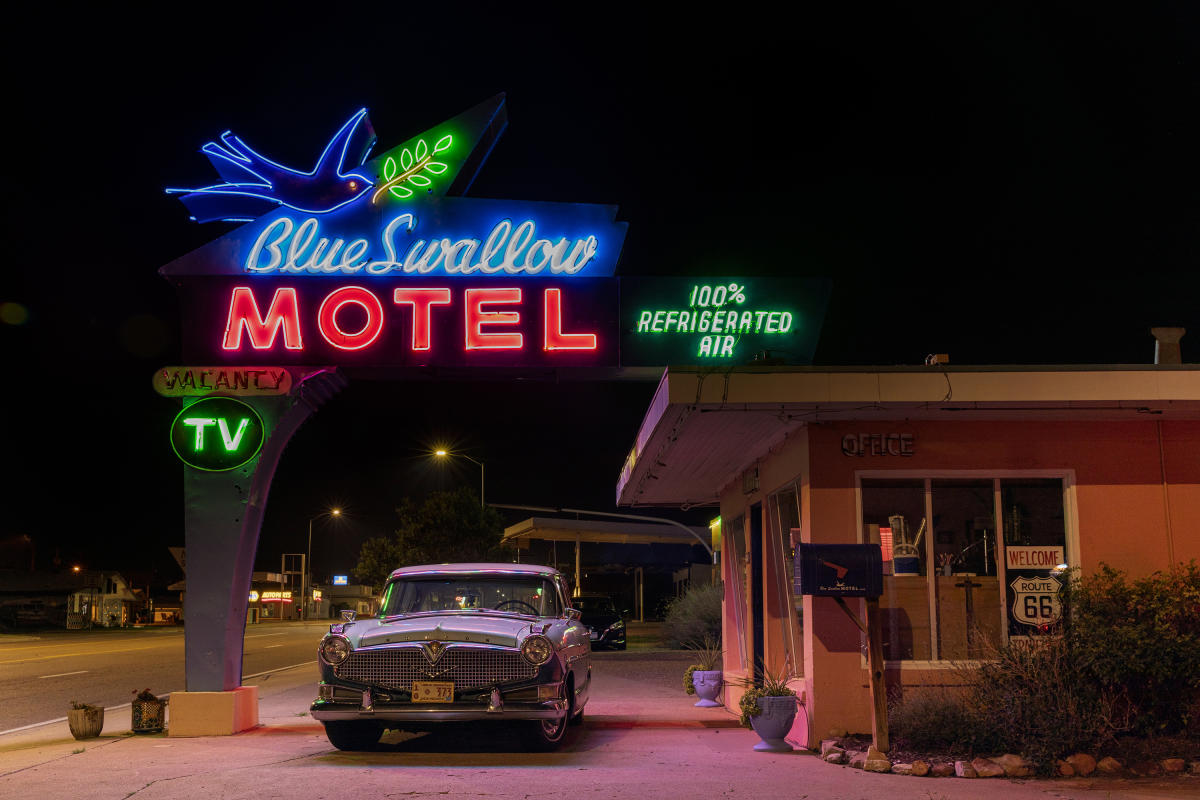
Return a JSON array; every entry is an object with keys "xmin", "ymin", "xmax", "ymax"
[
  {"xmin": 2, "ymin": 645, "xmax": 1196, "ymax": 800},
  {"xmin": 0, "ymin": 621, "xmax": 329, "ymax": 732}
]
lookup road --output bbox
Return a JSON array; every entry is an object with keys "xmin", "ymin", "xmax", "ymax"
[{"xmin": 0, "ymin": 621, "xmax": 329, "ymax": 732}]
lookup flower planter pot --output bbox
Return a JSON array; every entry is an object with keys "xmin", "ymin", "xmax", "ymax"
[
  {"xmin": 749, "ymin": 695, "xmax": 795, "ymax": 752},
  {"xmin": 692, "ymin": 670, "xmax": 723, "ymax": 707},
  {"xmin": 67, "ymin": 707, "xmax": 104, "ymax": 740},
  {"xmin": 131, "ymin": 699, "xmax": 165, "ymax": 734}
]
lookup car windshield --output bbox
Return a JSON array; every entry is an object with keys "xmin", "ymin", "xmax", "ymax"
[
  {"xmin": 573, "ymin": 597, "xmax": 616, "ymax": 615},
  {"xmin": 380, "ymin": 575, "xmax": 562, "ymax": 617}
]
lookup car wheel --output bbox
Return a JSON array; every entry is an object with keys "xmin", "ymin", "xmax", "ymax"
[
  {"xmin": 323, "ymin": 721, "xmax": 383, "ymax": 751},
  {"xmin": 525, "ymin": 710, "xmax": 569, "ymax": 750},
  {"xmin": 616, "ymin": 641, "xmax": 627, "ymax": 650}
]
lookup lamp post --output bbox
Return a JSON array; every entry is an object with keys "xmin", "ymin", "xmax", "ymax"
[
  {"xmin": 433, "ymin": 449, "xmax": 485, "ymax": 507},
  {"xmin": 304, "ymin": 508, "xmax": 341, "ymax": 620}
]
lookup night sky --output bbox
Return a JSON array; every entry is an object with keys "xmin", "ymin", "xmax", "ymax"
[{"xmin": 3, "ymin": 5, "xmax": 1199, "ymax": 588}]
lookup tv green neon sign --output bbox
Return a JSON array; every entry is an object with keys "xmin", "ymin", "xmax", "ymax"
[{"xmin": 170, "ymin": 396, "xmax": 265, "ymax": 471}]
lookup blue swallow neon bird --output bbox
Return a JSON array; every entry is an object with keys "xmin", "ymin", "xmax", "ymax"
[{"xmin": 167, "ymin": 109, "xmax": 377, "ymax": 223}]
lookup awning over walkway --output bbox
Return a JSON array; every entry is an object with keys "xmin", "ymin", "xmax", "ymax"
[{"xmin": 616, "ymin": 365, "xmax": 1200, "ymax": 507}]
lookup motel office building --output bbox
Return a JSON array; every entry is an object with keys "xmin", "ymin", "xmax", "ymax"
[{"xmin": 616, "ymin": 365, "xmax": 1200, "ymax": 748}]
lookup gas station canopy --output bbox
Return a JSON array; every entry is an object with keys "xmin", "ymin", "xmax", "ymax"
[{"xmin": 501, "ymin": 517, "xmax": 711, "ymax": 549}]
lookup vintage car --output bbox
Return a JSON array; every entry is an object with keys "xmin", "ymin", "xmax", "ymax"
[{"xmin": 311, "ymin": 563, "xmax": 591, "ymax": 750}]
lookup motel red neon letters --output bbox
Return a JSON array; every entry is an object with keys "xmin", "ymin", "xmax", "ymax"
[{"xmin": 222, "ymin": 285, "xmax": 597, "ymax": 355}]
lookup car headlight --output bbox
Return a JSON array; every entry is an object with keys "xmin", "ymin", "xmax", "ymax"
[
  {"xmin": 320, "ymin": 635, "xmax": 352, "ymax": 665},
  {"xmin": 520, "ymin": 634, "xmax": 553, "ymax": 665},
  {"xmin": 604, "ymin": 620, "xmax": 625, "ymax": 635}
]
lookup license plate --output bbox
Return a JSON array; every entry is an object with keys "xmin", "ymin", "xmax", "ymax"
[
  {"xmin": 411, "ymin": 681, "xmax": 454, "ymax": 703},
  {"xmin": 589, "ymin": 631, "xmax": 599, "ymax": 640}
]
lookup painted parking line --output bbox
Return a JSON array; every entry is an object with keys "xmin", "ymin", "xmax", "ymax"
[
  {"xmin": 264, "ymin": 644, "xmax": 284, "ymax": 648},
  {"xmin": 37, "ymin": 670, "xmax": 89, "ymax": 679},
  {"xmin": 245, "ymin": 633, "xmax": 286, "ymax": 639}
]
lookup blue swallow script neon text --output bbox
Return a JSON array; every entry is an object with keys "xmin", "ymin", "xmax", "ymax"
[{"xmin": 244, "ymin": 214, "xmax": 600, "ymax": 276}]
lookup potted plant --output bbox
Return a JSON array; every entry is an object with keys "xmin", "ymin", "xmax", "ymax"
[
  {"xmin": 736, "ymin": 666, "xmax": 797, "ymax": 752},
  {"xmin": 68, "ymin": 701, "xmax": 104, "ymax": 740},
  {"xmin": 683, "ymin": 636, "xmax": 723, "ymax": 708},
  {"xmin": 131, "ymin": 688, "xmax": 165, "ymax": 734}
]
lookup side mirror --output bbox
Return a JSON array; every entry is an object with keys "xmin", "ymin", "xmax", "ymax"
[
  {"xmin": 564, "ymin": 608, "xmax": 582, "ymax": 621},
  {"xmin": 340, "ymin": 609, "xmax": 357, "ymax": 622}
]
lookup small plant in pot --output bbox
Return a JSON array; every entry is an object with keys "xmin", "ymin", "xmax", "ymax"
[
  {"xmin": 683, "ymin": 636, "xmax": 723, "ymax": 708},
  {"xmin": 131, "ymin": 688, "xmax": 165, "ymax": 734},
  {"xmin": 68, "ymin": 701, "xmax": 104, "ymax": 740},
  {"xmin": 735, "ymin": 666, "xmax": 797, "ymax": 752}
]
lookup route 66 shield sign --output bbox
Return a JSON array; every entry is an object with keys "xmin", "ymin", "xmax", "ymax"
[{"xmin": 1009, "ymin": 574, "xmax": 1063, "ymax": 627}]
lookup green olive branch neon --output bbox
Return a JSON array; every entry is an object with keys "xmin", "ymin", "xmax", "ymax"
[{"xmin": 371, "ymin": 134, "xmax": 453, "ymax": 204}]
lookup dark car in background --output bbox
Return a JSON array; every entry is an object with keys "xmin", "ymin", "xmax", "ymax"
[{"xmin": 572, "ymin": 593, "xmax": 626, "ymax": 650}]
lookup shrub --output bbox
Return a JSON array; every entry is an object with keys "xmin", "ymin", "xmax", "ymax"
[
  {"xmin": 887, "ymin": 562, "xmax": 1199, "ymax": 771},
  {"xmin": 1063, "ymin": 562, "xmax": 1200, "ymax": 735},
  {"xmin": 661, "ymin": 583, "xmax": 722, "ymax": 649},
  {"xmin": 888, "ymin": 686, "xmax": 982, "ymax": 753},
  {"xmin": 965, "ymin": 634, "xmax": 1127, "ymax": 770}
]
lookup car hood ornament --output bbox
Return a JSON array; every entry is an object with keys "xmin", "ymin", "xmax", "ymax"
[{"xmin": 421, "ymin": 640, "xmax": 447, "ymax": 663}]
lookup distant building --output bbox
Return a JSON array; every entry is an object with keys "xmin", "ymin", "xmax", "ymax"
[{"xmin": 0, "ymin": 569, "xmax": 143, "ymax": 629}]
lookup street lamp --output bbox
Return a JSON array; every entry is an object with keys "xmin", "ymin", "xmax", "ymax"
[
  {"xmin": 305, "ymin": 507, "xmax": 341, "ymax": 620},
  {"xmin": 433, "ymin": 450, "xmax": 485, "ymax": 507}
]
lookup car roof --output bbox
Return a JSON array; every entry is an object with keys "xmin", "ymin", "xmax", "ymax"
[{"xmin": 388, "ymin": 562, "xmax": 562, "ymax": 580}]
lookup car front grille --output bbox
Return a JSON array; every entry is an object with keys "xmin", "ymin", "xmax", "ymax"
[{"xmin": 334, "ymin": 646, "xmax": 538, "ymax": 691}]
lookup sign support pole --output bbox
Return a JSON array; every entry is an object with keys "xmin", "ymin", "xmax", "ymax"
[{"xmin": 865, "ymin": 597, "xmax": 889, "ymax": 752}]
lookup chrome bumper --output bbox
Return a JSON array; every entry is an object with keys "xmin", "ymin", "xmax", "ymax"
[{"xmin": 311, "ymin": 698, "xmax": 567, "ymax": 722}]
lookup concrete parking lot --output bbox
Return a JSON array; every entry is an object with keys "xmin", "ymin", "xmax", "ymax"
[{"xmin": 2, "ymin": 646, "xmax": 1196, "ymax": 800}]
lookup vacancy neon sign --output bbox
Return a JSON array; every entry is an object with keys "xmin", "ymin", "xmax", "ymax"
[{"xmin": 221, "ymin": 284, "xmax": 598, "ymax": 355}]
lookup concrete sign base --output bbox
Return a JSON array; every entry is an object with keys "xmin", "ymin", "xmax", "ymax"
[{"xmin": 168, "ymin": 686, "xmax": 259, "ymax": 737}]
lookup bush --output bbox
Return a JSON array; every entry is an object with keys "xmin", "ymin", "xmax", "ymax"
[
  {"xmin": 661, "ymin": 583, "xmax": 722, "ymax": 649},
  {"xmin": 888, "ymin": 686, "xmax": 982, "ymax": 753},
  {"xmin": 887, "ymin": 562, "xmax": 1199, "ymax": 771},
  {"xmin": 1064, "ymin": 562, "xmax": 1200, "ymax": 735},
  {"xmin": 967, "ymin": 635, "xmax": 1127, "ymax": 770}
]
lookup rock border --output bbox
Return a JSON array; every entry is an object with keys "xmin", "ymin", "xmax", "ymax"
[{"xmin": 817, "ymin": 738, "xmax": 1200, "ymax": 780}]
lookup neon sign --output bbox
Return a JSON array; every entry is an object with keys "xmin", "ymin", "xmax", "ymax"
[
  {"xmin": 163, "ymin": 96, "xmax": 627, "ymax": 280},
  {"xmin": 373, "ymin": 134, "xmax": 453, "ymax": 203},
  {"xmin": 153, "ymin": 366, "xmax": 292, "ymax": 396},
  {"xmin": 242, "ymin": 212, "xmax": 601, "ymax": 276},
  {"xmin": 332, "ymin": 575, "xmax": 348, "ymax": 586},
  {"xmin": 169, "ymin": 396, "xmax": 265, "ymax": 471},
  {"xmin": 259, "ymin": 591, "xmax": 293, "ymax": 603},
  {"xmin": 176, "ymin": 278, "xmax": 617, "ymax": 368},
  {"xmin": 166, "ymin": 109, "xmax": 377, "ymax": 223},
  {"xmin": 620, "ymin": 277, "xmax": 831, "ymax": 366}
]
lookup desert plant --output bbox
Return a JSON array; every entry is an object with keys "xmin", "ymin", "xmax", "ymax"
[
  {"xmin": 661, "ymin": 583, "xmax": 722, "ymax": 649},
  {"xmin": 133, "ymin": 688, "xmax": 159, "ymax": 702},
  {"xmin": 70, "ymin": 700, "xmax": 101, "ymax": 711},
  {"xmin": 1062, "ymin": 561, "xmax": 1200, "ymax": 735},
  {"xmin": 734, "ymin": 664, "xmax": 796, "ymax": 728},
  {"xmin": 887, "ymin": 686, "xmax": 982, "ymax": 753}
]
